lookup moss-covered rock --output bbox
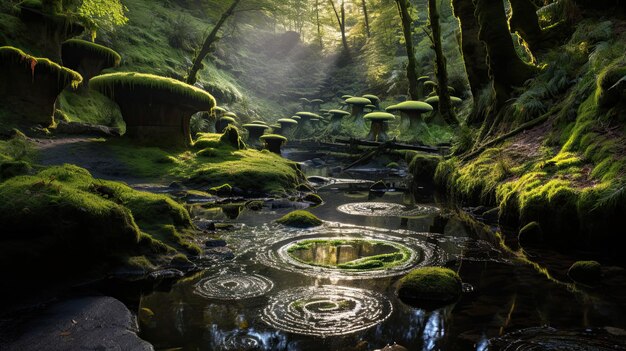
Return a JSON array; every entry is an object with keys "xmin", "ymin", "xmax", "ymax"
[
  {"xmin": 518, "ymin": 221, "xmax": 543, "ymax": 246},
  {"xmin": 276, "ymin": 210, "xmax": 322, "ymax": 228},
  {"xmin": 302, "ymin": 193, "xmax": 323, "ymax": 205},
  {"xmin": 409, "ymin": 154, "xmax": 441, "ymax": 183},
  {"xmin": 567, "ymin": 260, "xmax": 602, "ymax": 285},
  {"xmin": 0, "ymin": 164, "xmax": 199, "ymax": 283},
  {"xmin": 0, "ymin": 46, "xmax": 82, "ymax": 128},
  {"xmin": 0, "ymin": 160, "xmax": 31, "ymax": 180},
  {"xmin": 397, "ymin": 267, "xmax": 463, "ymax": 308},
  {"xmin": 209, "ymin": 183, "xmax": 232, "ymax": 196}
]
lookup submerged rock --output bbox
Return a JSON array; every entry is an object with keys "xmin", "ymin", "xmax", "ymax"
[
  {"xmin": 276, "ymin": 210, "xmax": 322, "ymax": 228},
  {"xmin": 396, "ymin": 267, "xmax": 462, "ymax": 309}
]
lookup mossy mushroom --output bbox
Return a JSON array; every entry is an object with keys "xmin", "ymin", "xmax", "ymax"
[
  {"xmin": 277, "ymin": 118, "xmax": 298, "ymax": 136},
  {"xmin": 345, "ymin": 97, "xmax": 372, "ymax": 128},
  {"xmin": 251, "ymin": 120, "xmax": 268, "ymax": 125},
  {"xmin": 425, "ymin": 96, "xmax": 463, "ymax": 125},
  {"xmin": 386, "ymin": 101, "xmax": 433, "ymax": 137},
  {"xmin": 397, "ymin": 267, "xmax": 463, "ymax": 309},
  {"xmin": 212, "ymin": 106, "xmax": 227, "ymax": 118},
  {"xmin": 423, "ymin": 80, "xmax": 437, "ymax": 94},
  {"xmin": 291, "ymin": 115, "xmax": 301, "ymax": 121},
  {"xmin": 365, "ymin": 104, "xmax": 377, "ymax": 112},
  {"xmin": 260, "ymin": 134, "xmax": 287, "ymax": 155},
  {"xmin": 90, "ymin": 72, "xmax": 215, "ymax": 147},
  {"xmin": 0, "ymin": 46, "xmax": 82, "ymax": 126},
  {"xmin": 61, "ymin": 39, "xmax": 121, "ymax": 85},
  {"xmin": 341, "ymin": 94, "xmax": 354, "ymax": 99},
  {"xmin": 242, "ymin": 123, "xmax": 270, "ymax": 146},
  {"xmin": 364, "ymin": 112, "xmax": 395, "ymax": 142},
  {"xmin": 310, "ymin": 98, "xmax": 324, "ymax": 111},
  {"xmin": 326, "ymin": 109, "xmax": 351, "ymax": 135},
  {"xmin": 299, "ymin": 97, "xmax": 310, "ymax": 110},
  {"xmin": 417, "ymin": 76, "xmax": 430, "ymax": 98},
  {"xmin": 18, "ymin": 0, "xmax": 85, "ymax": 62},
  {"xmin": 363, "ymin": 94, "xmax": 381, "ymax": 109},
  {"xmin": 224, "ymin": 111, "xmax": 237, "ymax": 118},
  {"xmin": 294, "ymin": 111, "xmax": 322, "ymax": 139},
  {"xmin": 217, "ymin": 116, "xmax": 236, "ymax": 133}
]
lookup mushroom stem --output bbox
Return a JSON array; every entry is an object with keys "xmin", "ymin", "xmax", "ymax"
[
  {"xmin": 264, "ymin": 139, "xmax": 284, "ymax": 154},
  {"xmin": 366, "ymin": 120, "xmax": 388, "ymax": 142}
]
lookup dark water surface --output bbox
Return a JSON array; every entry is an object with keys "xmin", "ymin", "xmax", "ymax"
[{"xmin": 139, "ymin": 150, "xmax": 626, "ymax": 350}]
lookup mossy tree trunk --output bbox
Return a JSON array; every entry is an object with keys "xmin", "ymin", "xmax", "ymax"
[
  {"xmin": 186, "ymin": 0, "xmax": 241, "ymax": 85},
  {"xmin": 361, "ymin": 0, "xmax": 371, "ymax": 38},
  {"xmin": 395, "ymin": 0, "xmax": 420, "ymax": 101},
  {"xmin": 474, "ymin": 0, "xmax": 537, "ymax": 106},
  {"xmin": 429, "ymin": 0, "xmax": 457, "ymax": 125},
  {"xmin": 508, "ymin": 0, "xmax": 543, "ymax": 54},
  {"xmin": 452, "ymin": 0, "xmax": 490, "ymax": 124}
]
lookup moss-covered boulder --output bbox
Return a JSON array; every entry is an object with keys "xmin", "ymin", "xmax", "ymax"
[
  {"xmin": 61, "ymin": 39, "xmax": 121, "ymax": 84},
  {"xmin": 518, "ymin": 221, "xmax": 543, "ymax": 246},
  {"xmin": 0, "ymin": 164, "xmax": 199, "ymax": 284},
  {"xmin": 397, "ymin": 267, "xmax": 463, "ymax": 308},
  {"xmin": 0, "ymin": 46, "xmax": 82, "ymax": 127},
  {"xmin": 276, "ymin": 210, "xmax": 322, "ymax": 228},
  {"xmin": 596, "ymin": 64, "xmax": 626, "ymax": 108},
  {"xmin": 90, "ymin": 72, "xmax": 215, "ymax": 147},
  {"xmin": 567, "ymin": 260, "xmax": 602, "ymax": 285},
  {"xmin": 409, "ymin": 154, "xmax": 442, "ymax": 183}
]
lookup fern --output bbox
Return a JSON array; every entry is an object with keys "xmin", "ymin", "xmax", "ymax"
[{"xmin": 594, "ymin": 183, "xmax": 626, "ymax": 212}]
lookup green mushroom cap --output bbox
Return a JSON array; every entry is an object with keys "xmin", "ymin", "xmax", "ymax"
[
  {"xmin": 242, "ymin": 123, "xmax": 270, "ymax": 130},
  {"xmin": 424, "ymin": 81, "xmax": 437, "ymax": 88},
  {"xmin": 328, "ymin": 109, "xmax": 351, "ymax": 117},
  {"xmin": 291, "ymin": 116, "xmax": 301, "ymax": 120},
  {"xmin": 418, "ymin": 76, "xmax": 430, "ymax": 82},
  {"xmin": 341, "ymin": 94, "xmax": 354, "ymax": 99},
  {"xmin": 365, "ymin": 104, "xmax": 377, "ymax": 110},
  {"xmin": 260, "ymin": 134, "xmax": 288, "ymax": 142},
  {"xmin": 251, "ymin": 120, "xmax": 268, "ymax": 125},
  {"xmin": 310, "ymin": 98, "xmax": 324, "ymax": 103},
  {"xmin": 299, "ymin": 98, "xmax": 310, "ymax": 102},
  {"xmin": 224, "ymin": 111, "xmax": 237, "ymax": 118},
  {"xmin": 1, "ymin": 46, "xmax": 83, "ymax": 88},
  {"xmin": 386, "ymin": 100, "xmax": 433, "ymax": 113},
  {"xmin": 295, "ymin": 112, "xmax": 322, "ymax": 119},
  {"xmin": 213, "ymin": 106, "xmax": 227, "ymax": 113},
  {"xmin": 277, "ymin": 118, "xmax": 298, "ymax": 124},
  {"xmin": 364, "ymin": 112, "xmax": 395, "ymax": 121},
  {"xmin": 62, "ymin": 39, "xmax": 121, "ymax": 68},
  {"xmin": 219, "ymin": 116, "xmax": 236, "ymax": 123},
  {"xmin": 425, "ymin": 96, "xmax": 463, "ymax": 106},
  {"xmin": 345, "ymin": 97, "xmax": 372, "ymax": 106},
  {"xmin": 362, "ymin": 94, "xmax": 380, "ymax": 103}
]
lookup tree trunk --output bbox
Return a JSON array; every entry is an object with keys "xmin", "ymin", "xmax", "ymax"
[
  {"xmin": 329, "ymin": 0, "xmax": 350, "ymax": 54},
  {"xmin": 451, "ymin": 0, "xmax": 489, "ymax": 100},
  {"xmin": 315, "ymin": 0, "xmax": 323, "ymax": 49},
  {"xmin": 508, "ymin": 0, "xmax": 543, "ymax": 54},
  {"xmin": 362, "ymin": 0, "xmax": 371, "ymax": 38},
  {"xmin": 395, "ymin": 0, "xmax": 419, "ymax": 101},
  {"xmin": 474, "ymin": 0, "xmax": 537, "ymax": 106},
  {"xmin": 429, "ymin": 0, "xmax": 457, "ymax": 125},
  {"xmin": 186, "ymin": 0, "xmax": 241, "ymax": 85}
]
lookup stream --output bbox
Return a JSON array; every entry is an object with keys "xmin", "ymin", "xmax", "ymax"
[{"xmin": 137, "ymin": 148, "xmax": 626, "ymax": 351}]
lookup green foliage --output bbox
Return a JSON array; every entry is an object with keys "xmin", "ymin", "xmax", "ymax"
[
  {"xmin": 56, "ymin": 89, "xmax": 124, "ymax": 130},
  {"xmin": 397, "ymin": 267, "xmax": 463, "ymax": 308},
  {"xmin": 72, "ymin": 0, "xmax": 129, "ymax": 40},
  {"xmin": 276, "ymin": 210, "xmax": 322, "ymax": 228}
]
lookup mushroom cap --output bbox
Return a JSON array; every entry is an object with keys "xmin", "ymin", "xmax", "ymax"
[
  {"xmin": 260, "ymin": 134, "xmax": 288, "ymax": 142},
  {"xmin": 295, "ymin": 112, "xmax": 322, "ymax": 120},
  {"xmin": 61, "ymin": 39, "xmax": 121, "ymax": 68},
  {"xmin": 89, "ymin": 72, "xmax": 215, "ymax": 110},
  {"xmin": 364, "ymin": 112, "xmax": 395, "ymax": 121},
  {"xmin": 270, "ymin": 124, "xmax": 281, "ymax": 129},
  {"xmin": 291, "ymin": 116, "xmax": 301, "ymax": 120},
  {"xmin": 418, "ymin": 76, "xmax": 430, "ymax": 82},
  {"xmin": 365, "ymin": 104, "xmax": 377, "ymax": 110},
  {"xmin": 424, "ymin": 96, "xmax": 439, "ymax": 106},
  {"xmin": 242, "ymin": 123, "xmax": 270, "ymax": 130},
  {"xmin": 424, "ymin": 81, "xmax": 437, "ymax": 88},
  {"xmin": 1, "ymin": 46, "xmax": 83, "ymax": 87},
  {"xmin": 212, "ymin": 106, "xmax": 227, "ymax": 113},
  {"xmin": 362, "ymin": 94, "xmax": 380, "ymax": 103},
  {"xmin": 223, "ymin": 111, "xmax": 237, "ymax": 118},
  {"xmin": 310, "ymin": 98, "xmax": 324, "ymax": 103},
  {"xmin": 319, "ymin": 109, "xmax": 329, "ymax": 113},
  {"xmin": 219, "ymin": 116, "xmax": 236, "ymax": 123},
  {"xmin": 448, "ymin": 86, "xmax": 456, "ymax": 93},
  {"xmin": 345, "ymin": 97, "xmax": 372, "ymax": 106},
  {"xmin": 299, "ymin": 98, "xmax": 310, "ymax": 102},
  {"xmin": 386, "ymin": 100, "xmax": 433, "ymax": 113},
  {"xmin": 425, "ymin": 96, "xmax": 461, "ymax": 106},
  {"xmin": 250, "ymin": 120, "xmax": 268, "ymax": 125},
  {"xmin": 341, "ymin": 94, "xmax": 354, "ymax": 99},
  {"xmin": 277, "ymin": 118, "xmax": 298, "ymax": 124},
  {"xmin": 328, "ymin": 109, "xmax": 351, "ymax": 117},
  {"xmin": 450, "ymin": 96, "xmax": 463, "ymax": 105}
]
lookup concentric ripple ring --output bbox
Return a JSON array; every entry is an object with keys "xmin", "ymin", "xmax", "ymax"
[
  {"xmin": 337, "ymin": 202, "xmax": 440, "ymax": 217},
  {"xmin": 195, "ymin": 273, "xmax": 274, "ymax": 300},
  {"xmin": 262, "ymin": 285, "xmax": 392, "ymax": 336}
]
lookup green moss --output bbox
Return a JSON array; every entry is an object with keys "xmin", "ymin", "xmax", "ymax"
[
  {"xmin": 276, "ymin": 210, "xmax": 322, "ymax": 228},
  {"xmin": 0, "ymin": 46, "xmax": 82, "ymax": 87},
  {"xmin": 90, "ymin": 72, "xmax": 215, "ymax": 108},
  {"xmin": 209, "ymin": 183, "xmax": 232, "ymax": 196},
  {"xmin": 567, "ymin": 260, "xmax": 602, "ymax": 285},
  {"xmin": 386, "ymin": 162, "xmax": 399, "ymax": 169},
  {"xmin": 302, "ymin": 193, "xmax": 323, "ymax": 205},
  {"xmin": 397, "ymin": 267, "xmax": 462, "ymax": 308},
  {"xmin": 0, "ymin": 160, "xmax": 31, "ymax": 180},
  {"xmin": 409, "ymin": 154, "xmax": 441, "ymax": 183},
  {"xmin": 518, "ymin": 221, "xmax": 543, "ymax": 246},
  {"xmin": 61, "ymin": 39, "xmax": 122, "ymax": 68},
  {"xmin": 56, "ymin": 89, "xmax": 125, "ymax": 130}
]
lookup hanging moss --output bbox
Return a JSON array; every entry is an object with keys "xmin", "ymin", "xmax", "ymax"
[{"xmin": 0, "ymin": 46, "xmax": 82, "ymax": 128}]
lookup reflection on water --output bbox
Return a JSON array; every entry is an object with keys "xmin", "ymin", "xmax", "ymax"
[
  {"xmin": 287, "ymin": 238, "xmax": 403, "ymax": 269},
  {"xmin": 139, "ymin": 156, "xmax": 626, "ymax": 350}
]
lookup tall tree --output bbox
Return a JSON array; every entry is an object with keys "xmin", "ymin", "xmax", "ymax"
[
  {"xmin": 328, "ymin": 0, "xmax": 350, "ymax": 54},
  {"xmin": 395, "ymin": 0, "xmax": 419, "ymax": 100},
  {"xmin": 186, "ymin": 0, "xmax": 242, "ymax": 85},
  {"xmin": 474, "ymin": 0, "xmax": 537, "ymax": 105},
  {"xmin": 428, "ymin": 0, "xmax": 457, "ymax": 124},
  {"xmin": 315, "ymin": 0, "xmax": 324, "ymax": 48},
  {"xmin": 361, "ymin": 0, "xmax": 371, "ymax": 38},
  {"xmin": 451, "ymin": 0, "xmax": 489, "ymax": 124}
]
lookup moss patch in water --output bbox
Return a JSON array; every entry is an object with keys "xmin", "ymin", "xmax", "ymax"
[
  {"xmin": 276, "ymin": 210, "xmax": 322, "ymax": 228},
  {"xmin": 397, "ymin": 267, "xmax": 462, "ymax": 308},
  {"xmin": 286, "ymin": 238, "xmax": 410, "ymax": 271}
]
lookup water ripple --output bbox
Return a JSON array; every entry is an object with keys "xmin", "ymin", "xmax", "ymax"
[
  {"xmin": 337, "ymin": 202, "xmax": 440, "ymax": 218},
  {"xmin": 195, "ymin": 273, "xmax": 274, "ymax": 300}
]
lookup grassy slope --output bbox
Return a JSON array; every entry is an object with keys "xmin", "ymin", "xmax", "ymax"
[{"xmin": 433, "ymin": 18, "xmax": 626, "ymax": 256}]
